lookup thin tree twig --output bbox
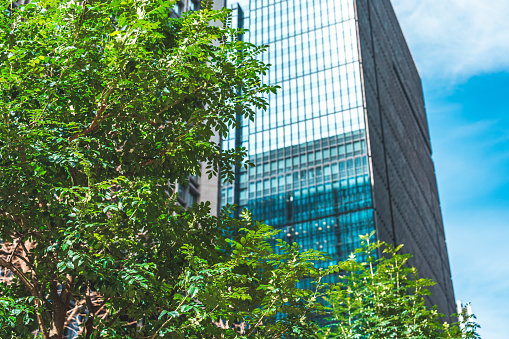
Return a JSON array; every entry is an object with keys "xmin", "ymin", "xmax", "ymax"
[
  {"xmin": 246, "ymin": 298, "xmax": 278, "ymax": 337},
  {"xmin": 6, "ymin": 238, "xmax": 22, "ymax": 263},
  {"xmin": 69, "ymin": 87, "xmax": 115, "ymax": 142},
  {"xmin": 150, "ymin": 292, "xmax": 190, "ymax": 339},
  {"xmin": 105, "ymin": 302, "xmax": 133, "ymax": 328},
  {"xmin": 155, "ymin": 86, "xmax": 204, "ymax": 116}
]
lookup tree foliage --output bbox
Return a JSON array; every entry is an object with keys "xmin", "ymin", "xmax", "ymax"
[
  {"xmin": 0, "ymin": 0, "xmax": 328, "ymax": 337},
  {"xmin": 0, "ymin": 1, "xmax": 483, "ymax": 338},
  {"xmin": 0, "ymin": 293, "xmax": 36, "ymax": 337},
  {"xmin": 319, "ymin": 233, "xmax": 481, "ymax": 339}
]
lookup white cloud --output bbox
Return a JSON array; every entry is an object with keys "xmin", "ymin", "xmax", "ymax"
[{"xmin": 391, "ymin": 0, "xmax": 509, "ymax": 82}]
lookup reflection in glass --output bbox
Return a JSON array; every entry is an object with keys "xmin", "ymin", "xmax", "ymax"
[{"xmin": 223, "ymin": 0, "xmax": 375, "ymax": 276}]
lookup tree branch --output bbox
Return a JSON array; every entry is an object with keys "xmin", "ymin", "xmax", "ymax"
[
  {"xmin": 0, "ymin": 208, "xmax": 25, "ymax": 229},
  {"xmin": 105, "ymin": 302, "xmax": 133, "ymax": 328},
  {"xmin": 20, "ymin": 240, "xmax": 35, "ymax": 265},
  {"xmin": 0, "ymin": 256, "xmax": 48, "ymax": 338},
  {"xmin": 6, "ymin": 238, "xmax": 23, "ymax": 263},
  {"xmin": 156, "ymin": 85, "xmax": 204, "ymax": 116},
  {"xmin": 0, "ymin": 257, "xmax": 36, "ymax": 294},
  {"xmin": 63, "ymin": 302, "xmax": 82, "ymax": 331},
  {"xmin": 150, "ymin": 292, "xmax": 189, "ymax": 339},
  {"xmin": 12, "ymin": 252, "xmax": 34, "ymax": 271},
  {"xmin": 69, "ymin": 87, "xmax": 115, "ymax": 142},
  {"xmin": 246, "ymin": 298, "xmax": 278, "ymax": 337},
  {"xmin": 34, "ymin": 298, "xmax": 51, "ymax": 339}
]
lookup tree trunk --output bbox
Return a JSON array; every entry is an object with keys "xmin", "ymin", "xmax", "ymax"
[
  {"xmin": 84, "ymin": 314, "xmax": 95, "ymax": 339},
  {"xmin": 48, "ymin": 282, "xmax": 72, "ymax": 339},
  {"xmin": 48, "ymin": 311, "xmax": 66, "ymax": 339}
]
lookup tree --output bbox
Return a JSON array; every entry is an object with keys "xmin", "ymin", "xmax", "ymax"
[
  {"xmin": 158, "ymin": 209, "xmax": 329, "ymax": 339},
  {"xmin": 0, "ymin": 0, "xmax": 329, "ymax": 337},
  {"xmin": 319, "ymin": 233, "xmax": 481, "ymax": 339},
  {"xmin": 0, "ymin": 2, "xmax": 482, "ymax": 338}
]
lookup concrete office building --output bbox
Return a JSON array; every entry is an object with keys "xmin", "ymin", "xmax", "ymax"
[
  {"xmin": 174, "ymin": 0, "xmax": 226, "ymax": 216},
  {"xmin": 222, "ymin": 0, "xmax": 456, "ymax": 315}
]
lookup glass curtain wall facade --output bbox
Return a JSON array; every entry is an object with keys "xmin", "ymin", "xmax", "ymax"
[
  {"xmin": 222, "ymin": 0, "xmax": 375, "ymax": 283},
  {"xmin": 223, "ymin": 0, "xmax": 456, "ymax": 316}
]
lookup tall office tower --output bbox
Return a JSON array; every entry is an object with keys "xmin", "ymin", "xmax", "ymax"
[{"xmin": 222, "ymin": 0, "xmax": 456, "ymax": 315}]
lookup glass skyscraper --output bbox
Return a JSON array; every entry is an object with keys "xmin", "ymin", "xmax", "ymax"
[{"xmin": 222, "ymin": 0, "xmax": 456, "ymax": 316}]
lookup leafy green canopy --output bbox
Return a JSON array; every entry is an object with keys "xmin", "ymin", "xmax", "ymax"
[
  {"xmin": 0, "ymin": 293, "xmax": 36, "ymax": 337},
  {"xmin": 0, "ymin": 1, "xmax": 483, "ymax": 338},
  {"xmin": 319, "ymin": 234, "xmax": 481, "ymax": 339},
  {"xmin": 0, "ymin": 0, "xmax": 329, "ymax": 338}
]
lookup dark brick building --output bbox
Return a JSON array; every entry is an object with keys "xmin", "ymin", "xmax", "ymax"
[{"xmin": 356, "ymin": 0, "xmax": 455, "ymax": 315}]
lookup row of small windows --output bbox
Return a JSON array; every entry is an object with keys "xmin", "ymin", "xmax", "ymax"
[
  {"xmin": 270, "ymin": 209, "xmax": 373, "ymax": 257},
  {"xmin": 244, "ymin": 176, "xmax": 373, "ymax": 225},
  {"xmin": 248, "ymin": 159, "xmax": 369, "ymax": 198},
  {"xmin": 223, "ymin": 177, "xmax": 372, "ymax": 229},
  {"xmin": 223, "ymin": 140, "xmax": 367, "ymax": 179},
  {"xmin": 244, "ymin": 118, "xmax": 366, "ymax": 155},
  {"xmin": 240, "ymin": 105, "xmax": 364, "ymax": 146},
  {"xmin": 274, "ymin": 209, "xmax": 373, "ymax": 240},
  {"xmin": 247, "ymin": 165, "xmax": 368, "ymax": 199},
  {"xmin": 222, "ymin": 137, "xmax": 368, "ymax": 192},
  {"xmin": 237, "ymin": 128, "xmax": 366, "ymax": 162},
  {"xmin": 248, "ymin": 141, "xmax": 367, "ymax": 177},
  {"xmin": 222, "ymin": 160, "xmax": 370, "ymax": 209}
]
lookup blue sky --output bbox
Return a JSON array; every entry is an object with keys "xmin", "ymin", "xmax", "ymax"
[
  {"xmin": 393, "ymin": 1, "xmax": 509, "ymax": 338},
  {"xmin": 424, "ymin": 73, "xmax": 509, "ymax": 339}
]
